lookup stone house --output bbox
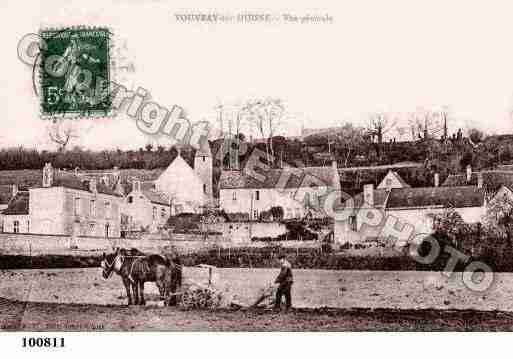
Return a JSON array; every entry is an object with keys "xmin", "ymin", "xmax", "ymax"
[
  {"xmin": 219, "ymin": 161, "xmax": 341, "ymax": 220},
  {"xmin": 335, "ymin": 181, "xmax": 487, "ymax": 245},
  {"xmin": 122, "ymin": 180, "xmax": 171, "ymax": 233},
  {"xmin": 2, "ymin": 190, "xmax": 30, "ymax": 233},
  {"xmin": 154, "ymin": 144, "xmax": 213, "ymax": 214},
  {"xmin": 0, "ymin": 184, "xmax": 19, "ymax": 232},
  {"xmin": 2, "ymin": 163, "xmax": 123, "ymax": 237}
]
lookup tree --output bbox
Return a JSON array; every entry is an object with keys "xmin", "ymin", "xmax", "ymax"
[
  {"xmin": 367, "ymin": 112, "xmax": 396, "ymax": 159},
  {"xmin": 468, "ymin": 128, "xmax": 485, "ymax": 145},
  {"xmin": 433, "ymin": 207, "xmax": 470, "ymax": 247},
  {"xmin": 48, "ymin": 119, "xmax": 79, "ymax": 152},
  {"xmin": 368, "ymin": 112, "xmax": 396, "ymax": 144},
  {"xmin": 407, "ymin": 108, "xmax": 446, "ymax": 141},
  {"xmin": 245, "ymin": 98, "xmax": 286, "ymax": 165},
  {"xmin": 485, "ymin": 193, "xmax": 513, "ymax": 245},
  {"xmin": 334, "ymin": 122, "xmax": 366, "ymax": 167}
]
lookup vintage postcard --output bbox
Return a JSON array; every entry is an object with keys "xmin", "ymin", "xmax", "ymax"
[{"xmin": 3, "ymin": 0, "xmax": 513, "ymax": 354}]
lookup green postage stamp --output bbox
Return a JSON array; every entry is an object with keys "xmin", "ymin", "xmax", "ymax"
[{"xmin": 39, "ymin": 27, "xmax": 112, "ymax": 118}]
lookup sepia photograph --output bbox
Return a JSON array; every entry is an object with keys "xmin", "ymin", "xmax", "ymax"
[{"xmin": 3, "ymin": 0, "xmax": 513, "ymax": 355}]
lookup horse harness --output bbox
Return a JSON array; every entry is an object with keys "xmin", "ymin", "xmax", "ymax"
[{"xmin": 120, "ymin": 254, "xmax": 182, "ymax": 284}]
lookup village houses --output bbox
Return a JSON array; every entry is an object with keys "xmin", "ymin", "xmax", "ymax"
[
  {"xmin": 219, "ymin": 160, "xmax": 341, "ymax": 220},
  {"xmin": 122, "ymin": 180, "xmax": 171, "ymax": 233},
  {"xmin": 2, "ymin": 163, "xmax": 123, "ymax": 237},
  {"xmin": 335, "ymin": 168, "xmax": 488, "ymax": 245}
]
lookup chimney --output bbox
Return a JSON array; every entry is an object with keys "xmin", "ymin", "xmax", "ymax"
[
  {"xmin": 466, "ymin": 165, "xmax": 472, "ymax": 182},
  {"xmin": 115, "ymin": 180, "xmax": 124, "ymax": 196},
  {"xmin": 132, "ymin": 179, "xmax": 141, "ymax": 192},
  {"xmin": 363, "ymin": 184, "xmax": 374, "ymax": 207},
  {"xmin": 477, "ymin": 172, "xmax": 484, "ymax": 189},
  {"xmin": 42, "ymin": 162, "xmax": 53, "ymax": 188},
  {"xmin": 11, "ymin": 184, "xmax": 18, "ymax": 197},
  {"xmin": 434, "ymin": 173, "xmax": 439, "ymax": 187},
  {"xmin": 89, "ymin": 178, "xmax": 97, "ymax": 193}
]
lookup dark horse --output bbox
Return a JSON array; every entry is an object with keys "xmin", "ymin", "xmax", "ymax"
[{"xmin": 101, "ymin": 248, "xmax": 182, "ymax": 306}]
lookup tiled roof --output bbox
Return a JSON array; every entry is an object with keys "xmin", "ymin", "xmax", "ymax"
[
  {"xmin": 385, "ymin": 186, "xmax": 485, "ymax": 209},
  {"xmin": 123, "ymin": 181, "xmax": 156, "ymax": 195},
  {"xmin": 443, "ymin": 171, "xmax": 513, "ymax": 193},
  {"xmin": 351, "ymin": 189, "xmax": 390, "ymax": 209},
  {"xmin": 0, "ymin": 185, "xmax": 14, "ymax": 205},
  {"xmin": 2, "ymin": 191, "xmax": 29, "ymax": 215},
  {"xmin": 50, "ymin": 172, "xmax": 122, "ymax": 197},
  {"xmin": 142, "ymin": 189, "xmax": 169, "ymax": 206},
  {"xmin": 337, "ymin": 162, "xmax": 422, "ymax": 173},
  {"xmin": 219, "ymin": 166, "xmax": 336, "ymax": 190}
]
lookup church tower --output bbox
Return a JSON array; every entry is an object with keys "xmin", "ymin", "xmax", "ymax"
[{"xmin": 194, "ymin": 139, "xmax": 213, "ymax": 203}]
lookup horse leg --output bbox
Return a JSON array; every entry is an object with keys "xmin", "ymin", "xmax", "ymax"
[
  {"xmin": 156, "ymin": 278, "xmax": 164, "ymax": 300},
  {"xmin": 167, "ymin": 271, "xmax": 178, "ymax": 306},
  {"xmin": 139, "ymin": 281, "xmax": 146, "ymax": 305},
  {"xmin": 122, "ymin": 278, "xmax": 133, "ymax": 306},
  {"xmin": 132, "ymin": 281, "xmax": 139, "ymax": 305}
]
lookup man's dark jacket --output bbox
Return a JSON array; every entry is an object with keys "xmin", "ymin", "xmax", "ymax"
[{"xmin": 275, "ymin": 260, "xmax": 293, "ymax": 286}]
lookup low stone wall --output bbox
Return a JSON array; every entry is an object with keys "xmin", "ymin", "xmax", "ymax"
[
  {"xmin": 0, "ymin": 232, "xmax": 323, "ymax": 256},
  {"xmin": 0, "ymin": 233, "xmax": 170, "ymax": 255}
]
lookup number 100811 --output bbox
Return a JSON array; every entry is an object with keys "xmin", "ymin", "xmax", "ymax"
[{"xmin": 22, "ymin": 337, "xmax": 65, "ymax": 348}]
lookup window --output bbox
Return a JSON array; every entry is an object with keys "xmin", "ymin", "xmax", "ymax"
[
  {"xmin": 13, "ymin": 220, "xmax": 19, "ymax": 233},
  {"xmin": 74, "ymin": 197, "xmax": 80, "ymax": 216},
  {"xmin": 253, "ymin": 210, "xmax": 258, "ymax": 220},
  {"xmin": 202, "ymin": 156, "xmax": 206, "ymax": 162},
  {"xmin": 105, "ymin": 202, "xmax": 111, "ymax": 218},
  {"xmin": 90, "ymin": 200, "xmax": 96, "ymax": 217},
  {"xmin": 349, "ymin": 215, "xmax": 357, "ymax": 231},
  {"xmin": 255, "ymin": 190, "xmax": 260, "ymax": 200},
  {"xmin": 161, "ymin": 208, "xmax": 166, "ymax": 218},
  {"xmin": 27, "ymin": 220, "xmax": 29, "ymax": 233},
  {"xmin": 152, "ymin": 206, "xmax": 157, "ymax": 220},
  {"xmin": 232, "ymin": 191, "xmax": 237, "ymax": 201},
  {"xmin": 128, "ymin": 196, "xmax": 133, "ymax": 204},
  {"xmin": 105, "ymin": 223, "xmax": 110, "ymax": 238},
  {"xmin": 89, "ymin": 223, "xmax": 95, "ymax": 235},
  {"xmin": 203, "ymin": 184, "xmax": 207, "ymax": 194},
  {"xmin": 385, "ymin": 179, "xmax": 392, "ymax": 187}
]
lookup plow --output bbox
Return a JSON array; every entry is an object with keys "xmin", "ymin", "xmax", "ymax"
[{"xmin": 169, "ymin": 264, "xmax": 276, "ymax": 310}]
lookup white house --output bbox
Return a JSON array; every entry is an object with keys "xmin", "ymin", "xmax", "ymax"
[
  {"xmin": 335, "ymin": 183, "xmax": 487, "ymax": 245},
  {"xmin": 122, "ymin": 180, "xmax": 171, "ymax": 233},
  {"xmin": 154, "ymin": 144, "xmax": 213, "ymax": 214},
  {"xmin": 2, "ymin": 163, "xmax": 123, "ymax": 237},
  {"xmin": 219, "ymin": 161, "xmax": 341, "ymax": 220}
]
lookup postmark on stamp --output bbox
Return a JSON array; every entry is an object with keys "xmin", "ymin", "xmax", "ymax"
[{"xmin": 39, "ymin": 27, "xmax": 112, "ymax": 118}]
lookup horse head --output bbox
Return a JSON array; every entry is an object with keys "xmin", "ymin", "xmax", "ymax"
[{"xmin": 101, "ymin": 248, "xmax": 124, "ymax": 279}]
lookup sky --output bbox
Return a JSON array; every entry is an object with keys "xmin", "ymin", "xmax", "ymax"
[{"xmin": 2, "ymin": 0, "xmax": 513, "ymax": 150}]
